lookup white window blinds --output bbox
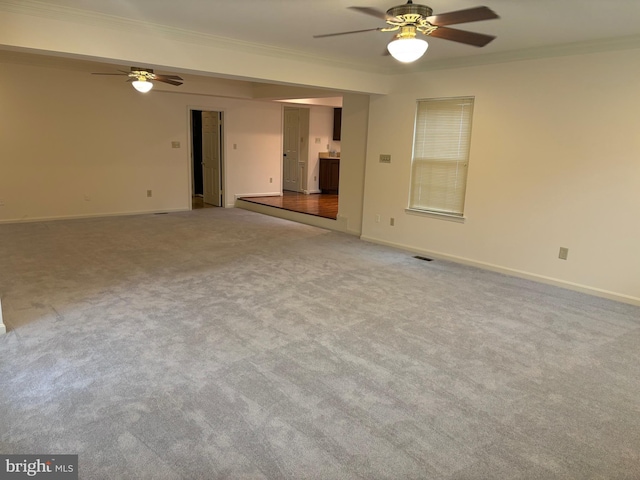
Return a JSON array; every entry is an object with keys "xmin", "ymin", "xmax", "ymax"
[{"xmin": 409, "ymin": 97, "xmax": 475, "ymax": 216}]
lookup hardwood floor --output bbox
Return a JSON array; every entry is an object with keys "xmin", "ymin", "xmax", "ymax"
[
  {"xmin": 240, "ymin": 191, "xmax": 338, "ymax": 219},
  {"xmin": 192, "ymin": 196, "xmax": 216, "ymax": 209}
]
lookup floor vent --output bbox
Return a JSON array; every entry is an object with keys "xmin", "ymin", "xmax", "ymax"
[
  {"xmin": 414, "ymin": 255, "xmax": 433, "ymax": 262},
  {"xmin": 154, "ymin": 212, "xmax": 168, "ymax": 215}
]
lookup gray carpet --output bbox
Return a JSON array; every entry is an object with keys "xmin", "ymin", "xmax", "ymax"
[{"xmin": 1, "ymin": 208, "xmax": 639, "ymax": 479}]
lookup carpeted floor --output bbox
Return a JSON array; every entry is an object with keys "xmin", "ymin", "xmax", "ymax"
[{"xmin": 1, "ymin": 208, "xmax": 639, "ymax": 479}]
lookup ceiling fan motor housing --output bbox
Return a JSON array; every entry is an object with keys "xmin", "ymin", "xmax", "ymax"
[
  {"xmin": 387, "ymin": 2, "xmax": 432, "ymax": 22},
  {"xmin": 131, "ymin": 67, "xmax": 155, "ymax": 80}
]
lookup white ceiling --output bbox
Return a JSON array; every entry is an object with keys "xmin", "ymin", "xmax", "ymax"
[{"xmin": 15, "ymin": 0, "xmax": 640, "ymax": 73}]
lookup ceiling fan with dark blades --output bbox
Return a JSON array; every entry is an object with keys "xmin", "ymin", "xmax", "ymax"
[
  {"xmin": 92, "ymin": 67, "xmax": 183, "ymax": 92},
  {"xmin": 314, "ymin": 1, "xmax": 499, "ymax": 62}
]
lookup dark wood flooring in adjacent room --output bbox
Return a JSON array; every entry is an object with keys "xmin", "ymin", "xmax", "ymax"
[
  {"xmin": 192, "ymin": 196, "xmax": 216, "ymax": 209},
  {"xmin": 240, "ymin": 191, "xmax": 338, "ymax": 219}
]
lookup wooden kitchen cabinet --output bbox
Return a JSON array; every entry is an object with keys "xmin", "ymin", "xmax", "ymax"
[
  {"xmin": 333, "ymin": 108, "xmax": 342, "ymax": 141},
  {"xmin": 319, "ymin": 157, "xmax": 340, "ymax": 194}
]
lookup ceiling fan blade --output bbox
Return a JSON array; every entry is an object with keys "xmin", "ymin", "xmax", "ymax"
[
  {"xmin": 92, "ymin": 72, "xmax": 128, "ymax": 76},
  {"xmin": 428, "ymin": 26, "xmax": 496, "ymax": 47},
  {"xmin": 348, "ymin": 6, "xmax": 396, "ymax": 21},
  {"xmin": 155, "ymin": 76, "xmax": 183, "ymax": 86},
  {"xmin": 156, "ymin": 74, "xmax": 183, "ymax": 81},
  {"xmin": 426, "ymin": 6, "xmax": 498, "ymax": 26},
  {"xmin": 314, "ymin": 27, "xmax": 383, "ymax": 38}
]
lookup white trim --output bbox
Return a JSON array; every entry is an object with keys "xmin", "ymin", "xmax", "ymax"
[
  {"xmin": 359, "ymin": 235, "xmax": 640, "ymax": 307},
  {"xmin": 187, "ymin": 106, "xmax": 227, "ymax": 210},
  {"xmin": 405, "ymin": 208, "xmax": 466, "ymax": 223},
  {"xmin": 0, "ymin": 208, "xmax": 188, "ymax": 225},
  {"xmin": 0, "ymin": 0, "xmax": 393, "ymax": 76},
  {"xmin": 304, "ymin": 189, "xmax": 322, "ymax": 194},
  {"xmin": 0, "ymin": 298, "xmax": 5, "ymax": 335},
  {"xmin": 234, "ymin": 193, "xmax": 282, "ymax": 200},
  {"xmin": 5, "ymin": 1, "xmax": 640, "ymax": 76},
  {"xmin": 410, "ymin": 35, "xmax": 640, "ymax": 73}
]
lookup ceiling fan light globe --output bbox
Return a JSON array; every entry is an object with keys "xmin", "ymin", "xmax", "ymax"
[
  {"xmin": 387, "ymin": 37, "xmax": 428, "ymax": 63},
  {"xmin": 132, "ymin": 79, "xmax": 153, "ymax": 93}
]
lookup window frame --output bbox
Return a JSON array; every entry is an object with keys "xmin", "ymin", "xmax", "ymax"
[{"xmin": 407, "ymin": 96, "xmax": 475, "ymax": 220}]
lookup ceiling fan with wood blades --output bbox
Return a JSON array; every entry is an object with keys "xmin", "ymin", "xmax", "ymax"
[
  {"xmin": 91, "ymin": 67, "xmax": 183, "ymax": 92},
  {"xmin": 314, "ymin": 1, "xmax": 499, "ymax": 63}
]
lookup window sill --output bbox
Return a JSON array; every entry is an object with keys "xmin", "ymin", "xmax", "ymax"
[{"xmin": 405, "ymin": 208, "xmax": 466, "ymax": 223}]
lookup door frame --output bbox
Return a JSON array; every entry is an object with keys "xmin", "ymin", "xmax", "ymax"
[
  {"xmin": 282, "ymin": 106, "xmax": 301, "ymax": 193},
  {"xmin": 188, "ymin": 106, "xmax": 225, "ymax": 209},
  {"xmin": 282, "ymin": 106, "xmax": 310, "ymax": 194}
]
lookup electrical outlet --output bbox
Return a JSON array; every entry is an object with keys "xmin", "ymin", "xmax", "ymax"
[
  {"xmin": 269, "ymin": 177, "xmax": 273, "ymax": 183},
  {"xmin": 84, "ymin": 195, "xmax": 90, "ymax": 202},
  {"xmin": 558, "ymin": 247, "xmax": 569, "ymax": 260},
  {"xmin": 147, "ymin": 190, "xmax": 152, "ymax": 198},
  {"xmin": 0, "ymin": 200, "xmax": 6, "ymax": 206},
  {"xmin": 315, "ymin": 138, "xmax": 321, "ymax": 144},
  {"xmin": 390, "ymin": 217, "xmax": 395, "ymax": 226},
  {"xmin": 380, "ymin": 154, "xmax": 391, "ymax": 164},
  {"xmin": 375, "ymin": 214, "xmax": 380, "ymax": 223},
  {"xmin": 171, "ymin": 141, "xmax": 181, "ymax": 148}
]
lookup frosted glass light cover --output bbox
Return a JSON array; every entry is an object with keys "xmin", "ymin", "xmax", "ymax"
[
  {"xmin": 387, "ymin": 37, "xmax": 429, "ymax": 63},
  {"xmin": 132, "ymin": 80, "xmax": 153, "ymax": 93}
]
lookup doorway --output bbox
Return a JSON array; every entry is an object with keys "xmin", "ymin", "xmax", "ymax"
[{"xmin": 191, "ymin": 109, "xmax": 223, "ymax": 208}]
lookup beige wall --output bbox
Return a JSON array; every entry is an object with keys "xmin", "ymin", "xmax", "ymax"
[
  {"xmin": 0, "ymin": 60, "xmax": 282, "ymax": 220},
  {"xmin": 0, "ymin": 6, "xmax": 392, "ymax": 95},
  {"xmin": 4, "ymin": 36, "xmax": 638, "ymax": 304},
  {"xmin": 217, "ymin": 99, "xmax": 282, "ymax": 206},
  {"xmin": 338, "ymin": 93, "xmax": 370, "ymax": 236},
  {"xmin": 361, "ymin": 48, "xmax": 640, "ymax": 304}
]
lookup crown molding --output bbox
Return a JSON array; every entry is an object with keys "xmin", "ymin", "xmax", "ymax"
[
  {"xmin": 408, "ymin": 34, "xmax": 640, "ymax": 72},
  {"xmin": 4, "ymin": 0, "xmax": 640, "ymax": 78},
  {"xmin": 0, "ymin": 0, "xmax": 396, "ymax": 75}
]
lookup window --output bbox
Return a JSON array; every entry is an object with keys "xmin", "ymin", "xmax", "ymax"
[{"xmin": 409, "ymin": 96, "xmax": 475, "ymax": 217}]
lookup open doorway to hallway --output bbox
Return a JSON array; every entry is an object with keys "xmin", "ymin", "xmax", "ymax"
[{"xmin": 191, "ymin": 109, "xmax": 224, "ymax": 209}]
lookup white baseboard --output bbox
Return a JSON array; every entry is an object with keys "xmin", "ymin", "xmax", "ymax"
[
  {"xmin": 234, "ymin": 192, "xmax": 281, "ymax": 200},
  {"xmin": 0, "ymin": 298, "xmax": 5, "ymax": 335},
  {"xmin": 0, "ymin": 208, "xmax": 189, "ymax": 225},
  {"xmin": 304, "ymin": 189, "xmax": 322, "ymax": 194},
  {"xmin": 360, "ymin": 235, "xmax": 640, "ymax": 307}
]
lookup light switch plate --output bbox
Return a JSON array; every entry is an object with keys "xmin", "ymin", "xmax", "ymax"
[{"xmin": 380, "ymin": 154, "xmax": 391, "ymax": 163}]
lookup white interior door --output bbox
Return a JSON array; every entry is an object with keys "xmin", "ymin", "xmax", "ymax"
[
  {"xmin": 283, "ymin": 108, "xmax": 300, "ymax": 192},
  {"xmin": 202, "ymin": 111, "xmax": 222, "ymax": 206}
]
